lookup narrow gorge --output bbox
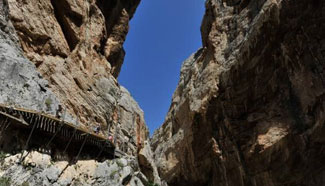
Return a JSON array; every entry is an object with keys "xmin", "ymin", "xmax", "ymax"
[
  {"xmin": 0, "ymin": 0, "xmax": 325, "ymax": 186},
  {"xmin": 152, "ymin": 0, "xmax": 325, "ymax": 185}
]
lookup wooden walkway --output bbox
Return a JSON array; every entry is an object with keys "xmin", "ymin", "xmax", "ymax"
[{"xmin": 0, "ymin": 104, "xmax": 117, "ymax": 160}]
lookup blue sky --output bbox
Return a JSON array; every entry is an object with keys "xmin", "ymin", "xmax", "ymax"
[{"xmin": 119, "ymin": 0, "xmax": 205, "ymax": 135}]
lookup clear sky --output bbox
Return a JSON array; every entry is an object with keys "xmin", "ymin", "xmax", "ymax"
[{"xmin": 119, "ymin": 0, "xmax": 205, "ymax": 135}]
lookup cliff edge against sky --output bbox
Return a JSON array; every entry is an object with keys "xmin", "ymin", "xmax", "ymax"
[
  {"xmin": 152, "ymin": 0, "xmax": 325, "ymax": 185},
  {"xmin": 1, "ymin": 0, "xmax": 325, "ymax": 185},
  {"xmin": 0, "ymin": 0, "xmax": 162, "ymax": 185}
]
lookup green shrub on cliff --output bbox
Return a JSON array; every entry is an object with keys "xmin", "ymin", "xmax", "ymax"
[
  {"xmin": 147, "ymin": 181, "xmax": 159, "ymax": 186},
  {"xmin": 0, "ymin": 177, "xmax": 11, "ymax": 186}
]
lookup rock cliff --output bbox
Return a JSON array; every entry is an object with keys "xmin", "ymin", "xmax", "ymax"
[
  {"xmin": 2, "ymin": 0, "xmax": 147, "ymax": 157},
  {"xmin": 3, "ymin": 0, "xmax": 325, "ymax": 185},
  {"xmin": 0, "ymin": 0, "xmax": 161, "ymax": 185},
  {"xmin": 0, "ymin": 151, "xmax": 149, "ymax": 186},
  {"xmin": 152, "ymin": 0, "xmax": 325, "ymax": 185}
]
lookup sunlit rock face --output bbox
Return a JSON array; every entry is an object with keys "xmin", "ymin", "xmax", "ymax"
[
  {"xmin": 0, "ymin": 0, "xmax": 161, "ymax": 184},
  {"xmin": 0, "ymin": 151, "xmax": 150, "ymax": 186},
  {"xmin": 3, "ymin": 0, "xmax": 149, "ymax": 156},
  {"xmin": 152, "ymin": 0, "xmax": 325, "ymax": 185}
]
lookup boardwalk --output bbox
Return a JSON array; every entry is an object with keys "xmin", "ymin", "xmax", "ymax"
[{"xmin": 0, "ymin": 104, "xmax": 118, "ymax": 161}]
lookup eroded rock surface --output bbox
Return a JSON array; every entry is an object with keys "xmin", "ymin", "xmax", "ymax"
[
  {"xmin": 152, "ymin": 0, "xmax": 325, "ymax": 185},
  {"xmin": 0, "ymin": 0, "xmax": 159, "ymax": 185},
  {"xmin": 0, "ymin": 151, "xmax": 149, "ymax": 186},
  {"xmin": 3, "ymin": 0, "xmax": 148, "ymax": 156},
  {"xmin": 138, "ymin": 141, "xmax": 161, "ymax": 185},
  {"xmin": 0, "ymin": 0, "xmax": 61, "ymax": 116}
]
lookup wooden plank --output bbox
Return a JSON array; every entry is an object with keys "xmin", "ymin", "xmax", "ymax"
[
  {"xmin": 0, "ymin": 111, "xmax": 29, "ymax": 126},
  {"xmin": 0, "ymin": 104, "xmax": 115, "ymax": 148}
]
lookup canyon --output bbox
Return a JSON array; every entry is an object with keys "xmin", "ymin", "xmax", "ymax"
[
  {"xmin": 0, "ymin": 0, "xmax": 160, "ymax": 185},
  {"xmin": 152, "ymin": 0, "xmax": 325, "ymax": 185},
  {"xmin": 1, "ymin": 0, "xmax": 325, "ymax": 186}
]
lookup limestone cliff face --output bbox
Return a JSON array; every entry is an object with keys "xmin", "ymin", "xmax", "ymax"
[
  {"xmin": 0, "ymin": 0, "xmax": 161, "ymax": 185},
  {"xmin": 0, "ymin": 151, "xmax": 150, "ymax": 186},
  {"xmin": 3, "ymin": 0, "xmax": 148, "ymax": 156},
  {"xmin": 152, "ymin": 0, "xmax": 325, "ymax": 185}
]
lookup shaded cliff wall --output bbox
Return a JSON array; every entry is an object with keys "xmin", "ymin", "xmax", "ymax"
[{"xmin": 152, "ymin": 0, "xmax": 325, "ymax": 185}]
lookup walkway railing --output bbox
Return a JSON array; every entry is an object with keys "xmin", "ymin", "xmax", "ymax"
[{"xmin": 0, "ymin": 103, "xmax": 117, "ymax": 160}]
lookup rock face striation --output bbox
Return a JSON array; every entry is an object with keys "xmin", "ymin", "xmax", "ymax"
[
  {"xmin": 3, "ymin": 0, "xmax": 325, "ymax": 185},
  {"xmin": 0, "ymin": 0, "xmax": 61, "ymax": 117},
  {"xmin": 0, "ymin": 0, "xmax": 161, "ymax": 185},
  {"xmin": 152, "ymin": 0, "xmax": 325, "ymax": 185},
  {"xmin": 2, "ymin": 0, "xmax": 148, "ymax": 157}
]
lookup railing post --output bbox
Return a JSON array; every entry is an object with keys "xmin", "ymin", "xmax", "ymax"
[
  {"xmin": 45, "ymin": 109, "xmax": 66, "ymax": 148},
  {"xmin": 19, "ymin": 115, "xmax": 38, "ymax": 163},
  {"xmin": 25, "ymin": 118, "xmax": 37, "ymax": 149},
  {"xmin": 75, "ymin": 134, "xmax": 88, "ymax": 162},
  {"xmin": 63, "ymin": 114, "xmax": 79, "ymax": 154},
  {"xmin": 63, "ymin": 128, "xmax": 77, "ymax": 154}
]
